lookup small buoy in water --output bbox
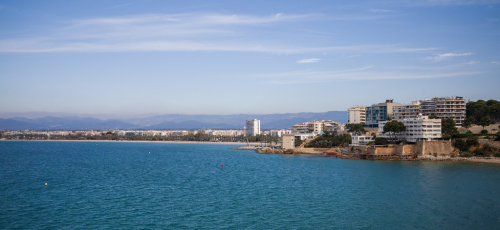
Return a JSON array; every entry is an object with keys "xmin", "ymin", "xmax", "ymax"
[
  {"xmin": 45, "ymin": 183, "xmax": 47, "ymax": 186},
  {"xmin": 221, "ymin": 164, "xmax": 224, "ymax": 167},
  {"xmin": 149, "ymin": 152, "xmax": 150, "ymax": 154}
]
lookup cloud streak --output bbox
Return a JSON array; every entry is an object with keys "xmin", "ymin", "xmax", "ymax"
[
  {"xmin": 297, "ymin": 58, "xmax": 321, "ymax": 63},
  {"xmin": 261, "ymin": 64, "xmax": 485, "ymax": 84},
  {"xmin": 426, "ymin": 52, "xmax": 473, "ymax": 61},
  {"xmin": 0, "ymin": 13, "xmax": 437, "ymax": 54}
]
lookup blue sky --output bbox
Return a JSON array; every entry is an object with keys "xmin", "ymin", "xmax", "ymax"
[{"xmin": 0, "ymin": 0, "xmax": 499, "ymax": 118}]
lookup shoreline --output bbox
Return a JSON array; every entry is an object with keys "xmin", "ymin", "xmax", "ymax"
[
  {"xmin": 0, "ymin": 139, "xmax": 265, "ymax": 145},
  {"xmin": 236, "ymin": 146, "xmax": 500, "ymax": 164}
]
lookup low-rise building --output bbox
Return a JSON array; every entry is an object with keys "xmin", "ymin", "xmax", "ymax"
[
  {"xmin": 269, "ymin": 129, "xmax": 291, "ymax": 137},
  {"xmin": 281, "ymin": 134, "xmax": 295, "ymax": 150},
  {"xmin": 350, "ymin": 135, "xmax": 375, "ymax": 146}
]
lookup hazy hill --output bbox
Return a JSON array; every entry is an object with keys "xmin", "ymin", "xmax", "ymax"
[{"xmin": 0, "ymin": 111, "xmax": 347, "ymax": 131}]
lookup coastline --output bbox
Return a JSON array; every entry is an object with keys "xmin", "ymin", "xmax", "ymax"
[
  {"xmin": 0, "ymin": 139, "xmax": 263, "ymax": 145},
  {"xmin": 236, "ymin": 146, "xmax": 500, "ymax": 164}
]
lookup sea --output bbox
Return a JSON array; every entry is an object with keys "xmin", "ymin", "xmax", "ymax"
[{"xmin": 1, "ymin": 141, "xmax": 499, "ymax": 229}]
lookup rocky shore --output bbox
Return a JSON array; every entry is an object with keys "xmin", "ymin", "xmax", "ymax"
[{"xmin": 234, "ymin": 146, "xmax": 500, "ymax": 164}]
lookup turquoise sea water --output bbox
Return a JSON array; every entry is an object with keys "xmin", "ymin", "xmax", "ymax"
[{"xmin": 1, "ymin": 141, "xmax": 499, "ymax": 229}]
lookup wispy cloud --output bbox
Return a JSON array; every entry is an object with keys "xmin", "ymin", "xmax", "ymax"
[
  {"xmin": 261, "ymin": 64, "xmax": 485, "ymax": 84},
  {"xmin": 266, "ymin": 71, "xmax": 484, "ymax": 84},
  {"xmin": 0, "ymin": 13, "xmax": 436, "ymax": 54},
  {"xmin": 426, "ymin": 52, "xmax": 473, "ymax": 61},
  {"xmin": 297, "ymin": 58, "xmax": 321, "ymax": 63},
  {"xmin": 368, "ymin": 9, "xmax": 394, "ymax": 13},
  {"xmin": 492, "ymin": 61, "xmax": 500, "ymax": 64}
]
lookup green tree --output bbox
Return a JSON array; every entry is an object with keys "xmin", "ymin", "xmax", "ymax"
[
  {"xmin": 466, "ymin": 136, "xmax": 479, "ymax": 147},
  {"xmin": 441, "ymin": 118, "xmax": 457, "ymax": 137},
  {"xmin": 428, "ymin": 115, "xmax": 439, "ymax": 119},
  {"xmin": 294, "ymin": 139, "xmax": 303, "ymax": 147},
  {"xmin": 478, "ymin": 116, "xmax": 494, "ymax": 130},
  {"xmin": 346, "ymin": 123, "xmax": 367, "ymax": 136},
  {"xmin": 306, "ymin": 133, "xmax": 351, "ymax": 148},
  {"xmin": 462, "ymin": 116, "xmax": 475, "ymax": 128},
  {"xmin": 482, "ymin": 143, "xmax": 491, "ymax": 152},
  {"xmin": 374, "ymin": 137, "xmax": 388, "ymax": 145},
  {"xmin": 454, "ymin": 139, "xmax": 469, "ymax": 152},
  {"xmin": 382, "ymin": 120, "xmax": 406, "ymax": 141}
]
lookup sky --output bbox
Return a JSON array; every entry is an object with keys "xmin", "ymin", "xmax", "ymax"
[{"xmin": 0, "ymin": 0, "xmax": 499, "ymax": 118}]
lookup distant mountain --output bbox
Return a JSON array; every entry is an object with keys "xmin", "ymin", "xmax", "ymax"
[
  {"xmin": 1, "ymin": 117, "xmax": 139, "ymax": 131},
  {"xmin": 0, "ymin": 119, "xmax": 44, "ymax": 130},
  {"xmin": 126, "ymin": 111, "xmax": 347, "ymax": 128},
  {"xmin": 0, "ymin": 111, "xmax": 347, "ymax": 131},
  {"xmin": 148, "ymin": 120, "xmax": 240, "ymax": 130}
]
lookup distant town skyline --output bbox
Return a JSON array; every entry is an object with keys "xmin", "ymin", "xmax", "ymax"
[{"xmin": 1, "ymin": 0, "xmax": 499, "ymax": 116}]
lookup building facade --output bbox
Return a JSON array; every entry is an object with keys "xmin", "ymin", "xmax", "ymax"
[
  {"xmin": 365, "ymin": 99, "xmax": 401, "ymax": 128},
  {"xmin": 393, "ymin": 101, "xmax": 420, "ymax": 120},
  {"xmin": 245, "ymin": 119, "xmax": 261, "ymax": 136},
  {"xmin": 281, "ymin": 134, "xmax": 295, "ymax": 150},
  {"xmin": 291, "ymin": 120, "xmax": 340, "ymax": 134},
  {"xmin": 350, "ymin": 135, "xmax": 375, "ymax": 146},
  {"xmin": 419, "ymin": 96, "xmax": 466, "ymax": 127},
  {"xmin": 378, "ymin": 116, "xmax": 442, "ymax": 142},
  {"xmin": 347, "ymin": 106, "xmax": 366, "ymax": 124}
]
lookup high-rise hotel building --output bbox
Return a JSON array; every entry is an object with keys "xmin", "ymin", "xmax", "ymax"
[
  {"xmin": 245, "ymin": 119, "xmax": 261, "ymax": 136},
  {"xmin": 419, "ymin": 96, "xmax": 466, "ymax": 127}
]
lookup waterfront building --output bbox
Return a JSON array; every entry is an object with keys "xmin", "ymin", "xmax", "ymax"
[
  {"xmin": 245, "ymin": 119, "xmax": 261, "ymax": 136},
  {"xmin": 378, "ymin": 116, "xmax": 442, "ymax": 142},
  {"xmin": 347, "ymin": 106, "xmax": 366, "ymax": 124},
  {"xmin": 393, "ymin": 101, "xmax": 420, "ymax": 120},
  {"xmin": 365, "ymin": 99, "xmax": 401, "ymax": 128},
  {"xmin": 291, "ymin": 120, "xmax": 340, "ymax": 133},
  {"xmin": 282, "ymin": 134, "xmax": 295, "ymax": 150},
  {"xmin": 419, "ymin": 96, "xmax": 466, "ymax": 127},
  {"xmin": 350, "ymin": 135, "xmax": 375, "ymax": 146}
]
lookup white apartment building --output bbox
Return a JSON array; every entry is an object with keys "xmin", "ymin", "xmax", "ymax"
[
  {"xmin": 245, "ymin": 119, "xmax": 261, "ymax": 136},
  {"xmin": 270, "ymin": 129, "xmax": 291, "ymax": 137},
  {"xmin": 350, "ymin": 135, "xmax": 375, "ymax": 146},
  {"xmin": 378, "ymin": 116, "xmax": 442, "ymax": 142},
  {"xmin": 393, "ymin": 101, "xmax": 420, "ymax": 120},
  {"xmin": 347, "ymin": 106, "xmax": 366, "ymax": 124},
  {"xmin": 291, "ymin": 120, "xmax": 340, "ymax": 133},
  {"xmin": 419, "ymin": 96, "xmax": 466, "ymax": 127}
]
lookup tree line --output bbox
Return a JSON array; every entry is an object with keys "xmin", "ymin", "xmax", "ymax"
[
  {"xmin": 463, "ymin": 99, "xmax": 499, "ymax": 128},
  {"xmin": 1, "ymin": 133, "xmax": 281, "ymax": 145}
]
